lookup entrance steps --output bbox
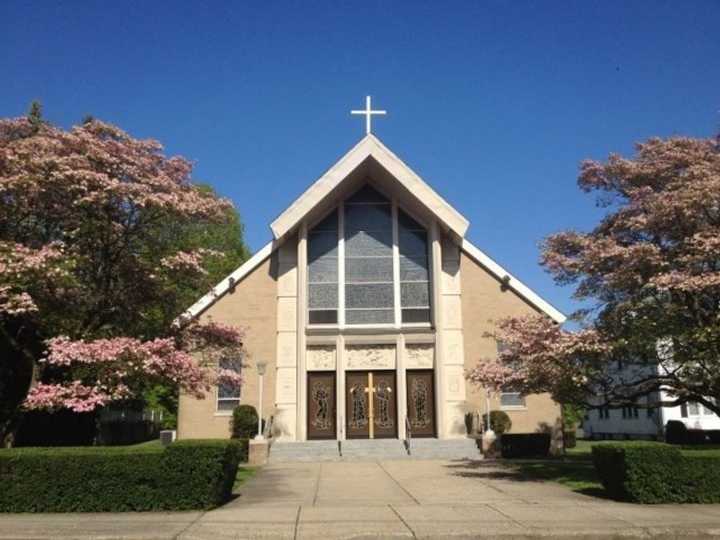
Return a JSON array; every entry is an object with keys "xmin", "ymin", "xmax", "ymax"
[{"xmin": 268, "ymin": 438, "xmax": 481, "ymax": 463}]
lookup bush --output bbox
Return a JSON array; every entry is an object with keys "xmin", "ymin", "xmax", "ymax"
[
  {"xmin": 485, "ymin": 410, "xmax": 512, "ymax": 435},
  {"xmin": 15, "ymin": 411, "xmax": 96, "ymax": 447},
  {"xmin": 232, "ymin": 405, "xmax": 261, "ymax": 439},
  {"xmin": 687, "ymin": 429, "xmax": 709, "ymax": 445},
  {"xmin": 665, "ymin": 420, "xmax": 687, "ymax": 444},
  {"xmin": 592, "ymin": 441, "xmax": 720, "ymax": 503},
  {"xmin": 707, "ymin": 430, "xmax": 720, "ymax": 444},
  {"xmin": 98, "ymin": 420, "xmax": 160, "ymax": 445},
  {"xmin": 0, "ymin": 439, "xmax": 244, "ymax": 512},
  {"xmin": 500, "ymin": 433, "xmax": 550, "ymax": 458}
]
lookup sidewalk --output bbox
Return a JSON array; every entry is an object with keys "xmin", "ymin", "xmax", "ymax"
[{"xmin": 3, "ymin": 460, "xmax": 720, "ymax": 539}]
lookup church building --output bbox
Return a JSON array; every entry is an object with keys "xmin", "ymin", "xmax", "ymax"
[{"xmin": 178, "ymin": 100, "xmax": 565, "ymax": 443}]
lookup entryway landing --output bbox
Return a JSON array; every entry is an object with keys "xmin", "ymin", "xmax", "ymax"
[{"xmin": 268, "ymin": 437, "xmax": 480, "ymax": 463}]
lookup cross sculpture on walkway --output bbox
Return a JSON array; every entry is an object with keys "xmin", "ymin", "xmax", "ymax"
[{"xmin": 351, "ymin": 95, "xmax": 387, "ymax": 135}]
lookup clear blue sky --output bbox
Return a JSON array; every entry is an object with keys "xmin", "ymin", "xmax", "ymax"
[{"xmin": 2, "ymin": 1, "xmax": 719, "ymax": 319}]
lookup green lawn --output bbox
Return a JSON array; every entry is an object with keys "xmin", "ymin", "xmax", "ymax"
[
  {"xmin": 502, "ymin": 439, "xmax": 720, "ymax": 497},
  {"xmin": 130, "ymin": 439, "xmax": 163, "ymax": 448},
  {"xmin": 511, "ymin": 460, "xmax": 602, "ymax": 494},
  {"xmin": 234, "ymin": 466, "xmax": 256, "ymax": 490}
]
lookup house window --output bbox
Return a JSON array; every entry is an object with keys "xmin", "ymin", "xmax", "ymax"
[
  {"xmin": 688, "ymin": 402, "xmax": 700, "ymax": 416},
  {"xmin": 621, "ymin": 403, "xmax": 639, "ymax": 419},
  {"xmin": 217, "ymin": 357, "xmax": 242, "ymax": 412},
  {"xmin": 307, "ymin": 184, "xmax": 431, "ymax": 327},
  {"xmin": 500, "ymin": 392, "xmax": 526, "ymax": 408},
  {"xmin": 598, "ymin": 407, "xmax": 610, "ymax": 420}
]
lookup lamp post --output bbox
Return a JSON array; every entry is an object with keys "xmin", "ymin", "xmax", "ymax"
[{"xmin": 255, "ymin": 360, "xmax": 267, "ymax": 440}]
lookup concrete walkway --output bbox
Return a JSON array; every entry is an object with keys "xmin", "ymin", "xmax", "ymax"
[{"xmin": 3, "ymin": 460, "xmax": 720, "ymax": 539}]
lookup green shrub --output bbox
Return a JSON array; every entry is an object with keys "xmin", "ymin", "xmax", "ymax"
[
  {"xmin": 501, "ymin": 433, "xmax": 550, "ymax": 458},
  {"xmin": 564, "ymin": 430, "xmax": 577, "ymax": 448},
  {"xmin": 0, "ymin": 439, "xmax": 244, "ymax": 512},
  {"xmin": 592, "ymin": 441, "xmax": 720, "ymax": 503},
  {"xmin": 486, "ymin": 410, "xmax": 512, "ymax": 434},
  {"xmin": 665, "ymin": 420, "xmax": 687, "ymax": 444},
  {"xmin": 232, "ymin": 405, "xmax": 260, "ymax": 439}
]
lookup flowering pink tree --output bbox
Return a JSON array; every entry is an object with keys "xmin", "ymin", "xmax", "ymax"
[
  {"xmin": 467, "ymin": 134, "xmax": 720, "ymax": 415},
  {"xmin": 0, "ymin": 106, "xmax": 247, "ymax": 443},
  {"xmin": 24, "ymin": 322, "xmax": 244, "ymax": 413}
]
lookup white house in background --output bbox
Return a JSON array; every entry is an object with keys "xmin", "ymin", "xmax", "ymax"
[{"xmin": 583, "ymin": 360, "xmax": 720, "ymax": 439}]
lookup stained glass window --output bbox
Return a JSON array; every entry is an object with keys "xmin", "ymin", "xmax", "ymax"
[
  {"xmin": 398, "ymin": 209, "xmax": 430, "ymax": 323},
  {"xmin": 344, "ymin": 186, "xmax": 394, "ymax": 324},
  {"xmin": 308, "ymin": 209, "xmax": 338, "ymax": 324},
  {"xmin": 306, "ymin": 185, "xmax": 432, "ymax": 326}
]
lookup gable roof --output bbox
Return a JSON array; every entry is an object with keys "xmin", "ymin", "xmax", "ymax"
[
  {"xmin": 270, "ymin": 134, "xmax": 470, "ymax": 241},
  {"xmin": 461, "ymin": 239, "xmax": 566, "ymax": 323},
  {"xmin": 180, "ymin": 135, "xmax": 566, "ymax": 324}
]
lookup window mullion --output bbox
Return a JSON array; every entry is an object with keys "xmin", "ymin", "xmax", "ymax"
[
  {"xmin": 392, "ymin": 197, "xmax": 401, "ymax": 328},
  {"xmin": 338, "ymin": 200, "xmax": 345, "ymax": 328}
]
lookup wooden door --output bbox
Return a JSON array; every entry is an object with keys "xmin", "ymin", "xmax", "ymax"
[
  {"xmin": 307, "ymin": 372, "xmax": 336, "ymax": 440},
  {"xmin": 372, "ymin": 371, "xmax": 397, "ymax": 438},
  {"xmin": 346, "ymin": 371, "xmax": 370, "ymax": 438},
  {"xmin": 346, "ymin": 371, "xmax": 397, "ymax": 439},
  {"xmin": 406, "ymin": 370, "xmax": 435, "ymax": 437}
]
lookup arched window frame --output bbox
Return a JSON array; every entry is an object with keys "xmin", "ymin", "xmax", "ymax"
[{"xmin": 306, "ymin": 184, "xmax": 433, "ymax": 330}]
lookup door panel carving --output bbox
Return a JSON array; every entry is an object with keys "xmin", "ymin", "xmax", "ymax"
[
  {"xmin": 406, "ymin": 370, "xmax": 435, "ymax": 437},
  {"xmin": 345, "ymin": 371, "xmax": 397, "ymax": 439},
  {"xmin": 307, "ymin": 372, "xmax": 336, "ymax": 440}
]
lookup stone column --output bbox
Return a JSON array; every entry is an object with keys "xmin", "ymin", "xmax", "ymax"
[{"xmin": 275, "ymin": 236, "xmax": 299, "ymax": 441}]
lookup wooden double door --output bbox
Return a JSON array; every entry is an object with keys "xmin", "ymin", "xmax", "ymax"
[{"xmin": 346, "ymin": 370, "xmax": 397, "ymax": 439}]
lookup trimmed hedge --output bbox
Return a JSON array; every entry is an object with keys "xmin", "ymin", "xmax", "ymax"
[
  {"xmin": 665, "ymin": 420, "xmax": 715, "ymax": 445},
  {"xmin": 592, "ymin": 441, "xmax": 720, "ymax": 503},
  {"xmin": 0, "ymin": 439, "xmax": 244, "ymax": 512},
  {"xmin": 232, "ymin": 405, "xmax": 261, "ymax": 439},
  {"xmin": 500, "ymin": 433, "xmax": 551, "ymax": 458}
]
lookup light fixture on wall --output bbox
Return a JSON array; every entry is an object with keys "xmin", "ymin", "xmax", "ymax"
[{"xmin": 255, "ymin": 360, "xmax": 268, "ymax": 440}]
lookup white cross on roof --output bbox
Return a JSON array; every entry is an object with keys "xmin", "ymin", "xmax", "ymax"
[{"xmin": 351, "ymin": 95, "xmax": 387, "ymax": 135}]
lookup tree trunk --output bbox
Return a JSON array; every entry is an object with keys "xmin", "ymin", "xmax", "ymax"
[{"xmin": 0, "ymin": 323, "xmax": 38, "ymax": 447}]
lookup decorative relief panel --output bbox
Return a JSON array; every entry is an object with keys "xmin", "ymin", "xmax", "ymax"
[
  {"xmin": 442, "ymin": 330, "xmax": 465, "ymax": 366},
  {"xmin": 444, "ymin": 365, "xmax": 466, "ymax": 401},
  {"xmin": 345, "ymin": 344, "xmax": 395, "ymax": 370},
  {"xmin": 306, "ymin": 346, "xmax": 336, "ymax": 371},
  {"xmin": 405, "ymin": 343, "xmax": 434, "ymax": 369},
  {"xmin": 276, "ymin": 333, "xmax": 297, "ymax": 367},
  {"xmin": 443, "ymin": 295, "xmax": 463, "ymax": 330},
  {"xmin": 275, "ymin": 366, "xmax": 297, "ymax": 404}
]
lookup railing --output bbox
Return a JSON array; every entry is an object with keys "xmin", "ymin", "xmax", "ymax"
[
  {"xmin": 338, "ymin": 416, "xmax": 343, "ymax": 457},
  {"xmin": 404, "ymin": 416, "xmax": 412, "ymax": 455},
  {"xmin": 262, "ymin": 415, "xmax": 274, "ymax": 440}
]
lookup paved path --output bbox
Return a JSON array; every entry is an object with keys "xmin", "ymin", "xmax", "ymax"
[{"xmin": 3, "ymin": 459, "xmax": 720, "ymax": 539}]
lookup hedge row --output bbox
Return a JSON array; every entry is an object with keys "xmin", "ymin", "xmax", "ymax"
[
  {"xmin": 501, "ymin": 433, "xmax": 551, "ymax": 458},
  {"xmin": 665, "ymin": 420, "xmax": 720, "ymax": 445},
  {"xmin": 592, "ymin": 441, "xmax": 720, "ymax": 503},
  {"xmin": 0, "ymin": 439, "xmax": 246, "ymax": 512}
]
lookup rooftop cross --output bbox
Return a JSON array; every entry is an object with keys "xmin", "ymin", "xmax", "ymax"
[{"xmin": 351, "ymin": 95, "xmax": 387, "ymax": 135}]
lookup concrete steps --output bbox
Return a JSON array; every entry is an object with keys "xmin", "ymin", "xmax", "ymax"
[
  {"xmin": 268, "ymin": 440, "xmax": 341, "ymax": 463},
  {"xmin": 268, "ymin": 438, "xmax": 481, "ymax": 462}
]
